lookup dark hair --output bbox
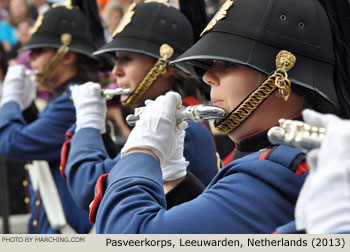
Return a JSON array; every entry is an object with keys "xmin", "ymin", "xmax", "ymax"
[
  {"xmin": 75, "ymin": 54, "xmax": 100, "ymax": 82},
  {"xmin": 318, "ymin": 0, "xmax": 350, "ymax": 118},
  {"xmin": 170, "ymin": 68, "xmax": 206, "ymax": 103},
  {"xmin": 292, "ymin": 85, "xmax": 340, "ymax": 116},
  {"xmin": 0, "ymin": 42, "xmax": 8, "ymax": 79}
]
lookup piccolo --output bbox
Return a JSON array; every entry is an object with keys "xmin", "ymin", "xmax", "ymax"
[
  {"xmin": 68, "ymin": 86, "xmax": 131, "ymax": 100},
  {"xmin": 24, "ymin": 69, "xmax": 38, "ymax": 77},
  {"xmin": 126, "ymin": 104, "xmax": 227, "ymax": 126},
  {"xmin": 267, "ymin": 118, "xmax": 325, "ymax": 152},
  {"xmin": 102, "ymin": 88, "xmax": 131, "ymax": 100},
  {"xmin": 27, "ymin": 69, "xmax": 132, "ymax": 100}
]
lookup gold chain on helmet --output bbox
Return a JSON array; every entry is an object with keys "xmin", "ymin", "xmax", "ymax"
[
  {"xmin": 35, "ymin": 33, "xmax": 72, "ymax": 85},
  {"xmin": 215, "ymin": 50, "xmax": 296, "ymax": 134},
  {"xmin": 122, "ymin": 44, "xmax": 174, "ymax": 106}
]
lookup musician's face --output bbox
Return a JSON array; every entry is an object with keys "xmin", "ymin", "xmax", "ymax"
[
  {"xmin": 203, "ymin": 60, "xmax": 264, "ymax": 142},
  {"xmin": 203, "ymin": 60, "xmax": 263, "ymax": 115},
  {"xmin": 203, "ymin": 60, "xmax": 306, "ymax": 142},
  {"xmin": 112, "ymin": 52, "xmax": 154, "ymax": 104},
  {"xmin": 29, "ymin": 48, "xmax": 58, "ymax": 89},
  {"xmin": 112, "ymin": 51, "xmax": 172, "ymax": 107}
]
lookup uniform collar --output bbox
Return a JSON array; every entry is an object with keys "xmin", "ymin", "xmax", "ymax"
[
  {"xmin": 232, "ymin": 128, "xmax": 273, "ymax": 160},
  {"xmin": 49, "ymin": 75, "xmax": 90, "ymax": 100},
  {"xmin": 232, "ymin": 115, "xmax": 303, "ymax": 160}
]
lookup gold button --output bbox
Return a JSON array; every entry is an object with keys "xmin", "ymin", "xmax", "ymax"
[
  {"xmin": 24, "ymin": 164, "xmax": 29, "ymax": 170},
  {"xmin": 24, "ymin": 197, "xmax": 30, "ymax": 204},
  {"xmin": 35, "ymin": 200, "xmax": 40, "ymax": 206},
  {"xmin": 33, "ymin": 220, "xmax": 38, "ymax": 226},
  {"xmin": 59, "ymin": 166, "xmax": 62, "ymax": 171},
  {"xmin": 22, "ymin": 180, "xmax": 28, "ymax": 187}
]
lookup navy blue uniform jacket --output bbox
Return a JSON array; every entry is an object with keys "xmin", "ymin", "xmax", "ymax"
[
  {"xmin": 65, "ymin": 117, "xmax": 218, "ymax": 210},
  {"xmin": 94, "ymin": 133, "xmax": 309, "ymax": 233},
  {"xmin": 0, "ymin": 78, "xmax": 92, "ymax": 234}
]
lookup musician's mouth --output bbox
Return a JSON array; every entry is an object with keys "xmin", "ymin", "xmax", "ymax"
[
  {"xmin": 211, "ymin": 98, "xmax": 224, "ymax": 107},
  {"xmin": 120, "ymin": 94, "xmax": 129, "ymax": 103}
]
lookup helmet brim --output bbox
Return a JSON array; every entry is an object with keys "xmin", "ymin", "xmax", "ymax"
[
  {"xmin": 172, "ymin": 31, "xmax": 338, "ymax": 111},
  {"xmin": 20, "ymin": 34, "xmax": 96, "ymax": 60},
  {"xmin": 94, "ymin": 36, "xmax": 195, "ymax": 76}
]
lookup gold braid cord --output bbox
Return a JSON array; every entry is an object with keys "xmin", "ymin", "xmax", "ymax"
[
  {"xmin": 122, "ymin": 44, "xmax": 174, "ymax": 106},
  {"xmin": 215, "ymin": 50, "xmax": 296, "ymax": 134},
  {"xmin": 35, "ymin": 33, "xmax": 72, "ymax": 85}
]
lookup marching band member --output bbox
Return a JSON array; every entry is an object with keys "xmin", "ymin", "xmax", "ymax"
[
  {"xmin": 65, "ymin": 0, "xmax": 218, "ymax": 213},
  {"xmin": 93, "ymin": 0, "xmax": 350, "ymax": 233},
  {"xmin": 0, "ymin": 0, "xmax": 108, "ymax": 233}
]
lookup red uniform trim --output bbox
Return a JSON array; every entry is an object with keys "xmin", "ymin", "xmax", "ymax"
[
  {"xmin": 223, "ymin": 150, "xmax": 235, "ymax": 166},
  {"xmin": 89, "ymin": 173, "xmax": 109, "ymax": 224},
  {"xmin": 60, "ymin": 139, "xmax": 71, "ymax": 179},
  {"xmin": 59, "ymin": 132, "xmax": 73, "ymax": 179},
  {"xmin": 65, "ymin": 131, "xmax": 73, "ymax": 139},
  {"xmin": 182, "ymin": 96, "xmax": 200, "ymax": 106},
  {"xmin": 296, "ymin": 162, "xmax": 309, "ymax": 176},
  {"xmin": 259, "ymin": 149, "xmax": 271, "ymax": 160}
]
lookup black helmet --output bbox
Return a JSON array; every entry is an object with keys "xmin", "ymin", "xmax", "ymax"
[
  {"xmin": 20, "ymin": 0, "xmax": 113, "ymax": 83},
  {"xmin": 94, "ymin": 1, "xmax": 194, "ymax": 75},
  {"xmin": 21, "ymin": 4, "xmax": 95, "ymax": 59},
  {"xmin": 173, "ymin": 0, "xmax": 347, "ymax": 118},
  {"xmin": 94, "ymin": 0, "xmax": 196, "ymax": 106}
]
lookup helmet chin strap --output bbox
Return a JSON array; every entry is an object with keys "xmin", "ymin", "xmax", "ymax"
[
  {"xmin": 35, "ymin": 33, "xmax": 72, "ymax": 85},
  {"xmin": 214, "ymin": 50, "xmax": 296, "ymax": 134},
  {"xmin": 122, "ymin": 44, "xmax": 174, "ymax": 107}
]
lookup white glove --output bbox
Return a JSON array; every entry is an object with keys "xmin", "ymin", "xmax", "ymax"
[
  {"xmin": 295, "ymin": 109, "xmax": 350, "ymax": 234},
  {"xmin": 161, "ymin": 130, "xmax": 188, "ymax": 181},
  {"xmin": 1, "ymin": 65, "xmax": 38, "ymax": 110},
  {"xmin": 71, "ymin": 82, "xmax": 107, "ymax": 133},
  {"xmin": 121, "ymin": 91, "xmax": 187, "ymax": 164}
]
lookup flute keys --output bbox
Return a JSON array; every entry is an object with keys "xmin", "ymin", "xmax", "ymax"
[{"xmin": 268, "ymin": 118, "xmax": 325, "ymax": 151}]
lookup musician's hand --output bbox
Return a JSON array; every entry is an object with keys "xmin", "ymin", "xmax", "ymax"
[
  {"xmin": 295, "ymin": 109, "xmax": 350, "ymax": 233},
  {"xmin": 71, "ymin": 82, "xmax": 107, "ymax": 133},
  {"xmin": 161, "ymin": 130, "xmax": 188, "ymax": 181},
  {"xmin": 1, "ymin": 65, "xmax": 38, "ymax": 110},
  {"xmin": 122, "ymin": 91, "xmax": 187, "ymax": 164}
]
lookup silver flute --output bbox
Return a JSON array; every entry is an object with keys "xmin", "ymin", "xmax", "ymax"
[
  {"xmin": 102, "ymin": 88, "xmax": 131, "ymax": 100},
  {"xmin": 68, "ymin": 86, "xmax": 131, "ymax": 100},
  {"xmin": 26, "ymin": 70, "xmax": 131, "ymax": 100},
  {"xmin": 267, "ymin": 118, "xmax": 325, "ymax": 152},
  {"xmin": 24, "ymin": 69, "xmax": 38, "ymax": 77},
  {"xmin": 126, "ymin": 104, "xmax": 227, "ymax": 126}
]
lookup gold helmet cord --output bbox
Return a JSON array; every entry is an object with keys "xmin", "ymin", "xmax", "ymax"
[{"xmin": 214, "ymin": 50, "xmax": 296, "ymax": 134}]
